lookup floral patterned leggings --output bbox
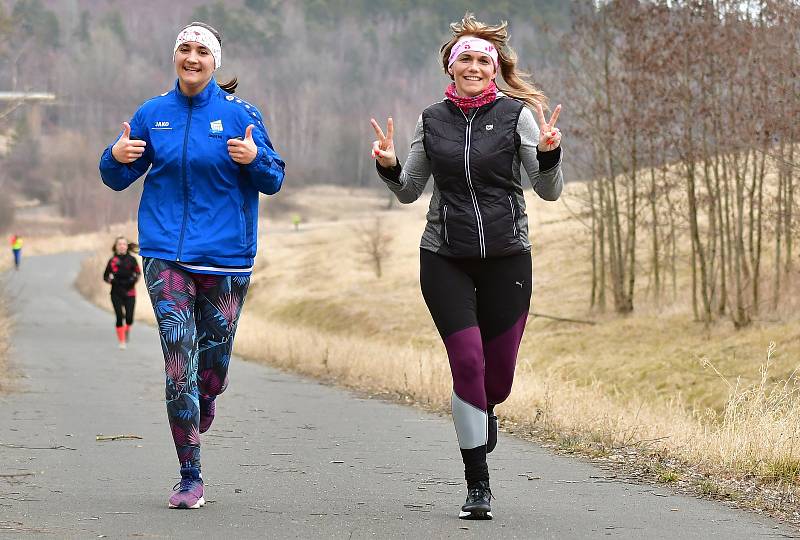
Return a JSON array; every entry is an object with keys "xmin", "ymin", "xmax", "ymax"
[{"xmin": 143, "ymin": 257, "xmax": 250, "ymax": 469}]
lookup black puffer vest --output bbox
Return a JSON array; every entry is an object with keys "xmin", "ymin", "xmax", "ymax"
[{"xmin": 423, "ymin": 96, "xmax": 525, "ymax": 258}]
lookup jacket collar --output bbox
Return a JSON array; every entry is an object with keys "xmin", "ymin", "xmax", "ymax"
[{"xmin": 172, "ymin": 78, "xmax": 219, "ymax": 107}]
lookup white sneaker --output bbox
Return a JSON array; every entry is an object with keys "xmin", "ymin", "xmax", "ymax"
[{"xmin": 118, "ymin": 342, "xmax": 127, "ymax": 350}]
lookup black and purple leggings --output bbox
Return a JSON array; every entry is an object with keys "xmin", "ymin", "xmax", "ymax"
[
  {"xmin": 420, "ymin": 249, "xmax": 531, "ymax": 477},
  {"xmin": 143, "ymin": 257, "xmax": 249, "ymax": 470}
]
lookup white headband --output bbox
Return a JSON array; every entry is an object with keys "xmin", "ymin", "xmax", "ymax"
[
  {"xmin": 448, "ymin": 36, "xmax": 498, "ymax": 69},
  {"xmin": 173, "ymin": 26, "xmax": 222, "ymax": 70}
]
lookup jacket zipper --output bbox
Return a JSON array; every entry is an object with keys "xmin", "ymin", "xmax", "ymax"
[
  {"xmin": 176, "ymin": 97, "xmax": 194, "ymax": 261},
  {"xmin": 241, "ymin": 203, "xmax": 250, "ymax": 246},
  {"xmin": 443, "ymin": 204, "xmax": 449, "ymax": 245},
  {"xmin": 459, "ymin": 109, "xmax": 486, "ymax": 258},
  {"xmin": 508, "ymin": 194, "xmax": 518, "ymax": 237}
]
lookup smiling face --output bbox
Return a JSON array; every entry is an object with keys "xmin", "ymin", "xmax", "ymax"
[
  {"xmin": 449, "ymin": 50, "xmax": 496, "ymax": 97},
  {"xmin": 114, "ymin": 238, "xmax": 128, "ymax": 255},
  {"xmin": 174, "ymin": 41, "xmax": 215, "ymax": 96}
]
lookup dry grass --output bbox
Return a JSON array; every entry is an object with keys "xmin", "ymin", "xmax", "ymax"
[
  {"xmin": 0, "ymin": 243, "xmax": 13, "ymax": 393},
  {"xmin": 243, "ymin": 184, "xmax": 800, "ymax": 486},
  {"xmin": 262, "ymin": 184, "xmax": 397, "ymax": 224},
  {"xmin": 72, "ymin": 184, "xmax": 800, "ymax": 510},
  {"xmin": 0, "ymin": 250, "xmax": 26, "ymax": 397},
  {"xmin": 0, "ymin": 286, "xmax": 12, "ymax": 394}
]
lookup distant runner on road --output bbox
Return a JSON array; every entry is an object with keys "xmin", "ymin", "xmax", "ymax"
[
  {"xmin": 371, "ymin": 12, "xmax": 564, "ymax": 520},
  {"xmin": 103, "ymin": 236, "xmax": 140, "ymax": 350},
  {"xmin": 99, "ymin": 21, "xmax": 285, "ymax": 510},
  {"xmin": 10, "ymin": 234, "xmax": 22, "ymax": 270}
]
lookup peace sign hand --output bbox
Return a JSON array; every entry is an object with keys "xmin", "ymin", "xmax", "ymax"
[
  {"xmin": 370, "ymin": 117, "xmax": 397, "ymax": 168},
  {"xmin": 535, "ymin": 103, "xmax": 562, "ymax": 152},
  {"xmin": 111, "ymin": 122, "xmax": 147, "ymax": 164}
]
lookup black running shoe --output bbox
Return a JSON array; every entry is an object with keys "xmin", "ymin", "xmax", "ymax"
[
  {"xmin": 487, "ymin": 413, "xmax": 498, "ymax": 453},
  {"xmin": 459, "ymin": 480, "xmax": 493, "ymax": 520}
]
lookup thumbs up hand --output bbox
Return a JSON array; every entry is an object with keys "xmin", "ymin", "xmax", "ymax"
[
  {"xmin": 111, "ymin": 122, "xmax": 147, "ymax": 164},
  {"xmin": 228, "ymin": 124, "xmax": 258, "ymax": 164}
]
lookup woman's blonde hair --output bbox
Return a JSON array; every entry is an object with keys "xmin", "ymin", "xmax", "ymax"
[{"xmin": 440, "ymin": 12, "xmax": 547, "ymax": 110}]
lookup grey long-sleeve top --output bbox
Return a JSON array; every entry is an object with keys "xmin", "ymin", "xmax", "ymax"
[{"xmin": 377, "ymin": 100, "xmax": 564, "ymax": 254}]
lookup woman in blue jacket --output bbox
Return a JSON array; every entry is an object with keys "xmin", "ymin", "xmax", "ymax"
[{"xmin": 99, "ymin": 21, "xmax": 285, "ymax": 510}]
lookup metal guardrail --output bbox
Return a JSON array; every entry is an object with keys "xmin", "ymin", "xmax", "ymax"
[{"xmin": 0, "ymin": 92, "xmax": 56, "ymax": 102}]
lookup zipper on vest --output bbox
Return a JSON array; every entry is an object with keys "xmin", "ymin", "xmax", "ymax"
[
  {"xmin": 460, "ymin": 109, "xmax": 486, "ymax": 258},
  {"xmin": 176, "ymin": 97, "xmax": 194, "ymax": 262},
  {"xmin": 508, "ymin": 194, "xmax": 518, "ymax": 237},
  {"xmin": 443, "ymin": 204, "xmax": 449, "ymax": 245}
]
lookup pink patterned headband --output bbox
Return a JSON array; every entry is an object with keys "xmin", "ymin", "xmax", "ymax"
[
  {"xmin": 173, "ymin": 26, "xmax": 222, "ymax": 70},
  {"xmin": 448, "ymin": 36, "xmax": 498, "ymax": 68}
]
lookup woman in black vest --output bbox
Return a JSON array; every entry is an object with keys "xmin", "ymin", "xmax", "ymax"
[
  {"xmin": 370, "ymin": 12, "xmax": 563, "ymax": 520},
  {"xmin": 103, "ymin": 236, "xmax": 141, "ymax": 349}
]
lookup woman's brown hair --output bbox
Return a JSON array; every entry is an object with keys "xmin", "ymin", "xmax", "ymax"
[
  {"xmin": 181, "ymin": 21, "xmax": 238, "ymax": 94},
  {"xmin": 111, "ymin": 236, "xmax": 139, "ymax": 254},
  {"xmin": 440, "ymin": 12, "xmax": 547, "ymax": 110}
]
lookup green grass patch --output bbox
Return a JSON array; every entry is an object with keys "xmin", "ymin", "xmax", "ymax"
[
  {"xmin": 763, "ymin": 457, "xmax": 800, "ymax": 483},
  {"xmin": 695, "ymin": 479, "xmax": 739, "ymax": 500}
]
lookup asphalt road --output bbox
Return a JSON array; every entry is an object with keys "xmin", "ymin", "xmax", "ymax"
[{"xmin": 0, "ymin": 253, "xmax": 796, "ymax": 539}]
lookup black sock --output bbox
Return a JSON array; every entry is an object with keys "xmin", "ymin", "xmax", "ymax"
[{"xmin": 461, "ymin": 446, "xmax": 489, "ymax": 487}]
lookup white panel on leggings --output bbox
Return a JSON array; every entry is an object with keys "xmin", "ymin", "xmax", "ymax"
[{"xmin": 452, "ymin": 391, "xmax": 488, "ymax": 449}]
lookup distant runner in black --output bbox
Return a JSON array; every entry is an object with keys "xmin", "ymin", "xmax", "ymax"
[{"xmin": 103, "ymin": 236, "xmax": 141, "ymax": 350}]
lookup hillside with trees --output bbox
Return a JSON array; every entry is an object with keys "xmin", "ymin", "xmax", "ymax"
[
  {"xmin": 1, "ymin": 0, "xmax": 798, "ymax": 326},
  {"xmin": 0, "ymin": 0, "xmax": 570, "ymax": 230}
]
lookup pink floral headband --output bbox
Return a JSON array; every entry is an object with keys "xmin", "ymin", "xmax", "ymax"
[
  {"xmin": 173, "ymin": 26, "xmax": 222, "ymax": 70},
  {"xmin": 448, "ymin": 36, "xmax": 498, "ymax": 69}
]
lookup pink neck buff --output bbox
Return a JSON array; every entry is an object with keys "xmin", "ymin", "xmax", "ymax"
[{"xmin": 445, "ymin": 80, "xmax": 498, "ymax": 113}]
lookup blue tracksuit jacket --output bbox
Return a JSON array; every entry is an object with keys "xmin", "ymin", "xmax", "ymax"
[{"xmin": 99, "ymin": 78, "xmax": 285, "ymax": 267}]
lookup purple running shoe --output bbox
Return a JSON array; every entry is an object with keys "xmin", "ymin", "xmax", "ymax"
[
  {"xmin": 168, "ymin": 467, "xmax": 205, "ymax": 509},
  {"xmin": 199, "ymin": 396, "xmax": 216, "ymax": 434}
]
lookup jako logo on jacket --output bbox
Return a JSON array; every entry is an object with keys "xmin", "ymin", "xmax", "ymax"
[{"xmin": 99, "ymin": 78, "xmax": 285, "ymax": 268}]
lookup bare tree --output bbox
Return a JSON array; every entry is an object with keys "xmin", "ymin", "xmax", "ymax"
[
  {"xmin": 354, "ymin": 216, "xmax": 393, "ymax": 278},
  {"xmin": 567, "ymin": 0, "xmax": 800, "ymax": 327}
]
